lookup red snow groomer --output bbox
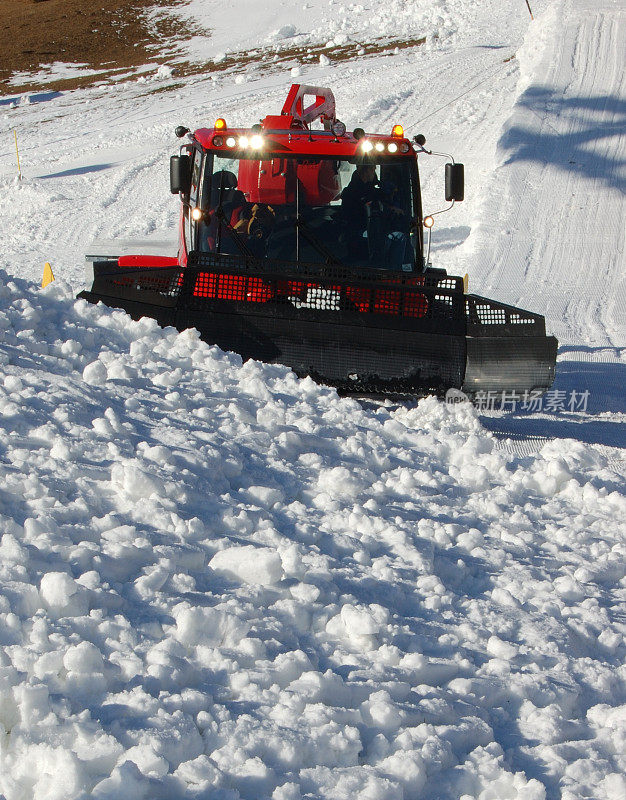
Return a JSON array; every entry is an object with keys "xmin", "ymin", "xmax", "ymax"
[{"xmin": 80, "ymin": 84, "xmax": 557, "ymax": 396}]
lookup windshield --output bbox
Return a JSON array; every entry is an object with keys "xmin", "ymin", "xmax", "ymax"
[{"xmin": 196, "ymin": 153, "xmax": 422, "ymax": 272}]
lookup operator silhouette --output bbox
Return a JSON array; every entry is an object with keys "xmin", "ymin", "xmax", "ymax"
[
  {"xmin": 340, "ymin": 164, "xmax": 379, "ymax": 262},
  {"xmin": 207, "ymin": 170, "xmax": 252, "ymax": 253}
]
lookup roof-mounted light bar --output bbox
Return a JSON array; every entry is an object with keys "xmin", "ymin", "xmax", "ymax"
[{"xmin": 360, "ymin": 139, "xmax": 408, "ymax": 154}]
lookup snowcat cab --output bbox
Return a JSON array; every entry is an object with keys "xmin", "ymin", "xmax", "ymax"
[{"xmin": 80, "ymin": 84, "xmax": 557, "ymax": 397}]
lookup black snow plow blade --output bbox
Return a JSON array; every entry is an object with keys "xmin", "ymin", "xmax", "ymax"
[{"xmin": 78, "ymin": 252, "xmax": 557, "ymax": 397}]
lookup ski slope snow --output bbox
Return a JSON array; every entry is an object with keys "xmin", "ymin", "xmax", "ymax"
[
  {"xmin": 461, "ymin": 0, "xmax": 626, "ymax": 450},
  {"xmin": 0, "ymin": 1, "xmax": 624, "ymax": 799}
]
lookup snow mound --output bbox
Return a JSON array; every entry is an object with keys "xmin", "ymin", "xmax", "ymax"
[{"xmin": 0, "ymin": 271, "xmax": 623, "ymax": 799}]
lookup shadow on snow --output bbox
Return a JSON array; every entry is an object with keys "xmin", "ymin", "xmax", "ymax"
[
  {"xmin": 481, "ymin": 354, "xmax": 626, "ymax": 450},
  {"xmin": 499, "ymin": 86, "xmax": 626, "ymax": 193},
  {"xmin": 36, "ymin": 163, "xmax": 114, "ymax": 179},
  {"xmin": 0, "ymin": 91, "xmax": 63, "ymax": 106}
]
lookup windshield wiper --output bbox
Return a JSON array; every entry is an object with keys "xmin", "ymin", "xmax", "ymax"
[
  {"xmin": 214, "ymin": 173, "xmax": 255, "ymax": 260},
  {"xmin": 295, "ymin": 217, "xmax": 343, "ymax": 267},
  {"xmin": 215, "ymin": 206, "xmax": 255, "ymax": 259}
]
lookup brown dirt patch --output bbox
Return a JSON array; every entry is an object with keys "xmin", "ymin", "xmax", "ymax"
[
  {"xmin": 1, "ymin": 0, "xmax": 428, "ymax": 97},
  {"xmin": 0, "ymin": 0, "xmax": 202, "ymax": 94}
]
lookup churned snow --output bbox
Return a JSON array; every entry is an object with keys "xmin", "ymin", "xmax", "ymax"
[
  {"xmin": 0, "ymin": 269, "xmax": 622, "ymax": 799},
  {"xmin": 0, "ymin": 0, "xmax": 624, "ymax": 798}
]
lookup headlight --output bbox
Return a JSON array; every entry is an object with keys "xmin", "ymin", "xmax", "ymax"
[
  {"xmin": 387, "ymin": 142, "xmax": 398, "ymax": 153},
  {"xmin": 361, "ymin": 140, "xmax": 373, "ymax": 152},
  {"xmin": 226, "ymin": 137, "xmax": 236, "ymax": 147},
  {"xmin": 239, "ymin": 136, "xmax": 249, "ymax": 148},
  {"xmin": 375, "ymin": 142, "xmax": 384, "ymax": 152},
  {"xmin": 250, "ymin": 135, "xmax": 263, "ymax": 149}
]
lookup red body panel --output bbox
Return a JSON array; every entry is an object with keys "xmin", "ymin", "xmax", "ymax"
[
  {"xmin": 117, "ymin": 255, "xmax": 179, "ymax": 268},
  {"xmin": 193, "ymin": 128, "xmax": 413, "ymax": 160},
  {"xmin": 237, "ymin": 158, "xmax": 342, "ymax": 206},
  {"xmin": 238, "ymin": 158, "xmax": 295, "ymax": 205}
]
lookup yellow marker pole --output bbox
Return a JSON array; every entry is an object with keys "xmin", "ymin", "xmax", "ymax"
[
  {"xmin": 42, "ymin": 262, "xmax": 55, "ymax": 288},
  {"xmin": 463, "ymin": 273, "xmax": 469, "ymax": 293},
  {"xmin": 13, "ymin": 130, "xmax": 22, "ymax": 179}
]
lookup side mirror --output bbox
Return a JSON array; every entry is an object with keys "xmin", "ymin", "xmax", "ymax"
[
  {"xmin": 445, "ymin": 162, "xmax": 464, "ymax": 202},
  {"xmin": 170, "ymin": 154, "xmax": 191, "ymax": 195}
]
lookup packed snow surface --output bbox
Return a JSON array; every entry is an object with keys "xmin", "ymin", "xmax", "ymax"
[{"xmin": 0, "ymin": 0, "xmax": 624, "ymax": 799}]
